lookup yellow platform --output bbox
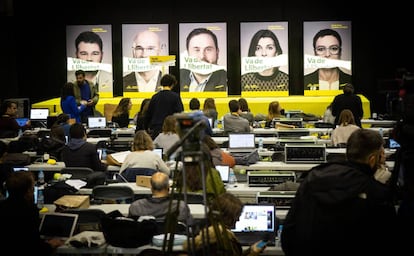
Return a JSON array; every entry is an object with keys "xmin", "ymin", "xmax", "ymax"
[{"xmin": 32, "ymin": 93, "xmax": 371, "ymax": 122}]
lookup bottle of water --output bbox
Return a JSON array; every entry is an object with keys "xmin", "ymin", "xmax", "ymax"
[
  {"xmin": 276, "ymin": 224, "xmax": 283, "ymax": 247},
  {"xmin": 258, "ymin": 138, "xmax": 264, "ymax": 151},
  {"xmin": 101, "ymin": 148, "xmax": 107, "ymax": 160},
  {"xmin": 37, "ymin": 186, "xmax": 44, "ymax": 210},
  {"xmin": 228, "ymin": 168, "xmax": 237, "ymax": 187},
  {"xmin": 379, "ymin": 128, "xmax": 384, "ymax": 138},
  {"xmin": 37, "ymin": 170, "xmax": 45, "ymax": 186}
]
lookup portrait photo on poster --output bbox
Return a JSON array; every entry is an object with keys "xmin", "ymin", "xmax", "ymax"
[
  {"xmin": 179, "ymin": 22, "xmax": 228, "ymax": 92},
  {"xmin": 240, "ymin": 21, "xmax": 289, "ymax": 92},
  {"xmin": 66, "ymin": 25, "xmax": 113, "ymax": 95},
  {"xmin": 303, "ymin": 21, "xmax": 352, "ymax": 91},
  {"xmin": 122, "ymin": 24, "xmax": 169, "ymax": 93}
]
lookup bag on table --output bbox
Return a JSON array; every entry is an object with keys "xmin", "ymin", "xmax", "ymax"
[{"xmin": 101, "ymin": 210, "xmax": 158, "ymax": 248}]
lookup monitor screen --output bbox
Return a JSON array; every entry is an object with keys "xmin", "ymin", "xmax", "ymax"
[
  {"xmin": 88, "ymin": 117, "xmax": 107, "ymax": 129},
  {"xmin": 30, "ymin": 108, "xmax": 49, "ymax": 121}
]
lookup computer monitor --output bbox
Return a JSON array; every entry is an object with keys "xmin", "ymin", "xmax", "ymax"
[
  {"xmin": 30, "ymin": 108, "xmax": 49, "ymax": 121},
  {"xmin": 87, "ymin": 117, "xmax": 107, "ymax": 129}
]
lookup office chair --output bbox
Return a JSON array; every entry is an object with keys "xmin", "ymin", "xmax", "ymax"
[
  {"xmin": 92, "ymin": 185, "xmax": 135, "ymax": 204},
  {"xmin": 119, "ymin": 168, "xmax": 157, "ymax": 182},
  {"xmin": 61, "ymin": 167, "xmax": 94, "ymax": 180},
  {"xmin": 62, "ymin": 208, "xmax": 106, "ymax": 234}
]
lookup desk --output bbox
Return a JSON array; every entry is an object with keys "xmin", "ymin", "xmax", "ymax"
[
  {"xmin": 213, "ymin": 136, "xmax": 331, "ymax": 145},
  {"xmin": 234, "ymin": 160, "xmax": 395, "ymax": 172},
  {"xmin": 26, "ymin": 161, "xmax": 66, "ymax": 171},
  {"xmin": 78, "ymin": 182, "xmax": 270, "ymax": 204},
  {"xmin": 45, "ymin": 203, "xmax": 206, "ymax": 220},
  {"xmin": 361, "ymin": 119, "xmax": 397, "ymax": 127}
]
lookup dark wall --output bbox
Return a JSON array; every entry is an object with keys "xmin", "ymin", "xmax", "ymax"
[{"xmin": 1, "ymin": 1, "xmax": 413, "ymax": 116}]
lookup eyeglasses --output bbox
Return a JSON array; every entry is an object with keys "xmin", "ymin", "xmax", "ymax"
[
  {"xmin": 132, "ymin": 46, "xmax": 158, "ymax": 53},
  {"xmin": 315, "ymin": 45, "xmax": 341, "ymax": 55}
]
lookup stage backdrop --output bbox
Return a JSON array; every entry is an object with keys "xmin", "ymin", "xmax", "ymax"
[
  {"xmin": 66, "ymin": 25, "xmax": 113, "ymax": 98},
  {"xmin": 122, "ymin": 24, "xmax": 169, "ymax": 98},
  {"xmin": 303, "ymin": 21, "xmax": 352, "ymax": 96},
  {"xmin": 179, "ymin": 22, "xmax": 227, "ymax": 98},
  {"xmin": 240, "ymin": 21, "xmax": 289, "ymax": 97}
]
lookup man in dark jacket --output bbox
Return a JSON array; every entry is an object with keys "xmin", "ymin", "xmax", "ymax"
[
  {"xmin": 282, "ymin": 129, "xmax": 397, "ymax": 256},
  {"xmin": 61, "ymin": 123, "xmax": 107, "ymax": 172},
  {"xmin": 331, "ymin": 83, "xmax": 363, "ymax": 127}
]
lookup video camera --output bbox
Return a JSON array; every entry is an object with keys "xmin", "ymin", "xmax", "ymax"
[{"xmin": 174, "ymin": 111, "xmax": 206, "ymax": 153}]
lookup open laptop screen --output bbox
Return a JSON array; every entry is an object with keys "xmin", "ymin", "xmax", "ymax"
[
  {"xmin": 231, "ymin": 204, "xmax": 275, "ymax": 233},
  {"xmin": 153, "ymin": 148, "xmax": 163, "ymax": 158},
  {"xmin": 216, "ymin": 165, "xmax": 230, "ymax": 183},
  {"xmin": 30, "ymin": 108, "xmax": 49, "ymax": 121},
  {"xmin": 39, "ymin": 213, "xmax": 78, "ymax": 240},
  {"xmin": 15, "ymin": 117, "xmax": 29, "ymax": 127},
  {"xmin": 228, "ymin": 133, "xmax": 256, "ymax": 152},
  {"xmin": 88, "ymin": 117, "xmax": 107, "ymax": 129}
]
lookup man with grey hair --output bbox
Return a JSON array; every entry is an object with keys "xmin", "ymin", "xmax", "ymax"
[
  {"xmin": 128, "ymin": 172, "xmax": 193, "ymax": 223},
  {"xmin": 123, "ymin": 30, "xmax": 163, "ymax": 92}
]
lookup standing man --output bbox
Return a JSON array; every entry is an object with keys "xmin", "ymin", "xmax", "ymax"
[
  {"xmin": 123, "ymin": 30, "xmax": 164, "ymax": 92},
  {"xmin": 145, "ymin": 74, "xmax": 184, "ymax": 139},
  {"xmin": 331, "ymin": 83, "xmax": 363, "ymax": 127},
  {"xmin": 73, "ymin": 70, "xmax": 99, "ymax": 124},
  {"xmin": 180, "ymin": 28, "xmax": 227, "ymax": 92},
  {"xmin": 281, "ymin": 129, "xmax": 397, "ymax": 256}
]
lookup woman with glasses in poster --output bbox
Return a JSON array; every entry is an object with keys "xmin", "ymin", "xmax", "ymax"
[{"xmin": 304, "ymin": 28, "xmax": 352, "ymax": 90}]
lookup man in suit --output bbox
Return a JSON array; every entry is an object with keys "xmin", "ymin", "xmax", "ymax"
[
  {"xmin": 123, "ymin": 30, "xmax": 163, "ymax": 92},
  {"xmin": 180, "ymin": 28, "xmax": 227, "ymax": 92}
]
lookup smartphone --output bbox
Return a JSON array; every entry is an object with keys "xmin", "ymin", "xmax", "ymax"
[{"xmin": 256, "ymin": 240, "xmax": 268, "ymax": 249}]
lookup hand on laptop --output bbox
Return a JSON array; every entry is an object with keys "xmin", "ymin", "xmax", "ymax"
[
  {"xmin": 251, "ymin": 240, "xmax": 268, "ymax": 254},
  {"xmin": 46, "ymin": 238, "xmax": 65, "ymax": 248}
]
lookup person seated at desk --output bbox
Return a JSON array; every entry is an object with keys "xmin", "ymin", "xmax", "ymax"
[
  {"xmin": 111, "ymin": 97, "xmax": 132, "ymax": 128},
  {"xmin": 37, "ymin": 123, "xmax": 66, "ymax": 161},
  {"xmin": 238, "ymin": 98, "xmax": 255, "ymax": 126},
  {"xmin": 281, "ymin": 129, "xmax": 397, "ymax": 256},
  {"xmin": 264, "ymin": 101, "xmax": 284, "ymax": 128},
  {"xmin": 183, "ymin": 144, "xmax": 226, "ymax": 199},
  {"xmin": 120, "ymin": 130, "xmax": 170, "ymax": 176},
  {"xmin": 0, "ymin": 171, "xmax": 64, "ymax": 255},
  {"xmin": 223, "ymin": 100, "xmax": 252, "ymax": 134},
  {"xmin": 61, "ymin": 123, "xmax": 107, "ymax": 172},
  {"xmin": 183, "ymin": 192, "xmax": 266, "ymax": 255},
  {"xmin": 0, "ymin": 99, "xmax": 30, "ymax": 138},
  {"xmin": 128, "ymin": 172, "xmax": 193, "ymax": 223},
  {"xmin": 203, "ymin": 135, "xmax": 235, "ymax": 168},
  {"xmin": 153, "ymin": 115, "xmax": 181, "ymax": 159},
  {"xmin": 331, "ymin": 109, "xmax": 360, "ymax": 147}
]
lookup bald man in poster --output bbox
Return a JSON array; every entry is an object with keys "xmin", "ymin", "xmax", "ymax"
[{"xmin": 123, "ymin": 30, "xmax": 163, "ymax": 92}]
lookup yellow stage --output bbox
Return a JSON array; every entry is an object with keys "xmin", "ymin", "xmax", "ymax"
[{"xmin": 32, "ymin": 92, "xmax": 371, "ymax": 122}]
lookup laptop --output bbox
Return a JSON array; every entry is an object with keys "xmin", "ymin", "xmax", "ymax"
[
  {"xmin": 216, "ymin": 165, "xmax": 230, "ymax": 183},
  {"xmin": 39, "ymin": 212, "xmax": 78, "ymax": 241},
  {"xmin": 87, "ymin": 117, "xmax": 107, "ymax": 129},
  {"xmin": 15, "ymin": 117, "xmax": 29, "ymax": 127},
  {"xmin": 228, "ymin": 133, "xmax": 256, "ymax": 153},
  {"xmin": 30, "ymin": 108, "xmax": 49, "ymax": 121},
  {"xmin": 231, "ymin": 204, "xmax": 276, "ymax": 246},
  {"xmin": 153, "ymin": 148, "xmax": 163, "ymax": 158}
]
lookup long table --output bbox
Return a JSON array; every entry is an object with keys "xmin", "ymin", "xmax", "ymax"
[{"xmin": 77, "ymin": 182, "xmax": 271, "ymax": 204}]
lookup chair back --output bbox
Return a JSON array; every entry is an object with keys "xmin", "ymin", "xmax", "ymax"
[
  {"xmin": 92, "ymin": 185, "xmax": 135, "ymax": 204},
  {"xmin": 174, "ymin": 192, "xmax": 204, "ymax": 204},
  {"xmin": 62, "ymin": 208, "xmax": 106, "ymax": 234},
  {"xmin": 61, "ymin": 167, "xmax": 94, "ymax": 180},
  {"xmin": 119, "ymin": 168, "xmax": 157, "ymax": 182}
]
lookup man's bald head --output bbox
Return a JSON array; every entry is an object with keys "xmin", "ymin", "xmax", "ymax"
[
  {"xmin": 150, "ymin": 172, "xmax": 169, "ymax": 195},
  {"xmin": 132, "ymin": 30, "xmax": 161, "ymax": 58}
]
